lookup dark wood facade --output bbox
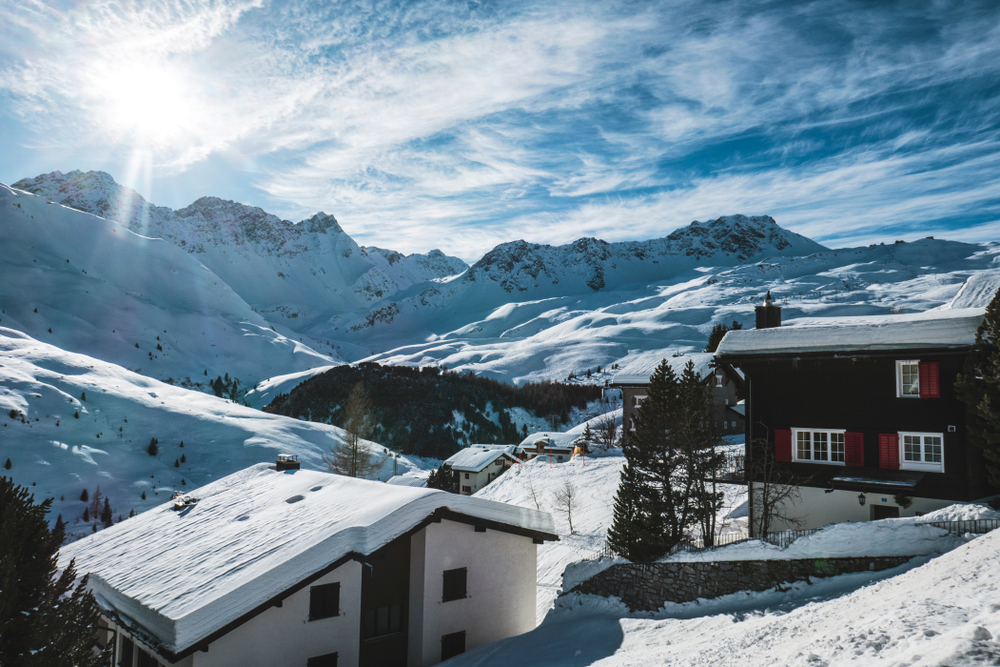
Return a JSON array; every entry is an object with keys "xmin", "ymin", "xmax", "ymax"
[{"xmin": 731, "ymin": 348, "xmax": 994, "ymax": 502}]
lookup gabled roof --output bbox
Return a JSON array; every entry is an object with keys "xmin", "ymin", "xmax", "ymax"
[
  {"xmin": 59, "ymin": 463, "xmax": 556, "ymax": 657},
  {"xmin": 444, "ymin": 445, "xmax": 518, "ymax": 472},
  {"xmin": 611, "ymin": 352, "xmax": 715, "ymax": 386},
  {"xmin": 518, "ymin": 431, "xmax": 580, "ymax": 451},
  {"xmin": 715, "ymin": 308, "xmax": 984, "ymax": 358}
]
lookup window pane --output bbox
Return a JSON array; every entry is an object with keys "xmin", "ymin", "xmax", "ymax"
[
  {"xmin": 903, "ymin": 435, "xmax": 921, "ymax": 461},
  {"xmin": 925, "ymin": 436, "xmax": 942, "ymax": 463},
  {"xmin": 442, "ymin": 631, "xmax": 466, "ymax": 661},
  {"xmin": 310, "ymin": 583, "xmax": 340, "ymax": 620},
  {"xmin": 901, "ymin": 363, "xmax": 919, "ymax": 395},
  {"xmin": 443, "ymin": 568, "xmax": 467, "ymax": 602},
  {"xmin": 814, "ymin": 432, "xmax": 828, "ymax": 461},
  {"xmin": 830, "ymin": 433, "xmax": 845, "ymax": 462},
  {"xmin": 119, "ymin": 638, "xmax": 134, "ymax": 667},
  {"xmin": 796, "ymin": 432, "xmax": 811, "ymax": 460}
]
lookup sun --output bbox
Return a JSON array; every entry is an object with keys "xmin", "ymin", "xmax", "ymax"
[{"xmin": 89, "ymin": 60, "xmax": 198, "ymax": 144}]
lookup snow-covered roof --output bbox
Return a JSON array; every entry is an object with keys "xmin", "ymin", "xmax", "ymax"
[
  {"xmin": 611, "ymin": 352, "xmax": 716, "ymax": 386},
  {"xmin": 715, "ymin": 308, "xmax": 984, "ymax": 358},
  {"xmin": 518, "ymin": 431, "xmax": 580, "ymax": 451},
  {"xmin": 59, "ymin": 463, "xmax": 556, "ymax": 656},
  {"xmin": 729, "ymin": 401, "xmax": 746, "ymax": 417},
  {"xmin": 445, "ymin": 445, "xmax": 518, "ymax": 472}
]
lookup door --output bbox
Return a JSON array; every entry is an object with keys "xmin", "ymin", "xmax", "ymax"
[{"xmin": 871, "ymin": 505, "xmax": 900, "ymax": 520}]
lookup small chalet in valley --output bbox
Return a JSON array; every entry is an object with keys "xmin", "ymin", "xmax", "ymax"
[
  {"xmin": 60, "ymin": 459, "xmax": 557, "ymax": 667},
  {"xmin": 611, "ymin": 352, "xmax": 744, "ymax": 440},
  {"xmin": 716, "ymin": 296, "xmax": 997, "ymax": 531},
  {"xmin": 517, "ymin": 432, "xmax": 582, "ymax": 463},
  {"xmin": 443, "ymin": 445, "xmax": 519, "ymax": 495}
]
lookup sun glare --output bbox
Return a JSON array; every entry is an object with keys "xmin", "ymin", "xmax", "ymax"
[{"xmin": 90, "ymin": 61, "xmax": 198, "ymax": 144}]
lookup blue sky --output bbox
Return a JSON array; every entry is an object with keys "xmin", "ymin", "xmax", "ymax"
[{"xmin": 1, "ymin": 0, "xmax": 998, "ymax": 261}]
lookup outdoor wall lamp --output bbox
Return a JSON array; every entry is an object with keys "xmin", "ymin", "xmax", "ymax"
[{"xmin": 858, "ymin": 493, "xmax": 866, "ymax": 506}]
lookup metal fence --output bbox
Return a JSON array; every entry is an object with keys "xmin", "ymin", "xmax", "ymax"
[
  {"xmin": 587, "ymin": 517, "xmax": 1000, "ymax": 562},
  {"xmin": 712, "ymin": 452, "xmax": 745, "ymax": 483}
]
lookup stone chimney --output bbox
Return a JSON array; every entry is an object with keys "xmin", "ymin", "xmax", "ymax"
[
  {"xmin": 275, "ymin": 454, "xmax": 301, "ymax": 471},
  {"xmin": 755, "ymin": 291, "xmax": 781, "ymax": 329}
]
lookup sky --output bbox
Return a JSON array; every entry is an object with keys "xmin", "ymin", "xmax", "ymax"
[{"xmin": 1, "ymin": 0, "xmax": 999, "ymax": 262}]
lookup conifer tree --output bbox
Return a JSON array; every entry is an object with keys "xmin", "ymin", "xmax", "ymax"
[
  {"xmin": 957, "ymin": 287, "xmax": 1000, "ymax": 486},
  {"xmin": 88, "ymin": 485, "xmax": 102, "ymax": 520},
  {"xmin": 79, "ymin": 488, "xmax": 88, "ymax": 502},
  {"xmin": 101, "ymin": 498, "xmax": 113, "ymax": 527},
  {"xmin": 4, "ymin": 458, "xmax": 10, "ymax": 470},
  {"xmin": 82, "ymin": 507, "xmax": 89, "ymax": 522},
  {"xmin": 0, "ymin": 477, "xmax": 109, "ymax": 666}
]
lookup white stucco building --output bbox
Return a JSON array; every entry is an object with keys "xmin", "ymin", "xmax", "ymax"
[
  {"xmin": 60, "ymin": 460, "xmax": 557, "ymax": 667},
  {"xmin": 444, "ymin": 445, "xmax": 519, "ymax": 495}
]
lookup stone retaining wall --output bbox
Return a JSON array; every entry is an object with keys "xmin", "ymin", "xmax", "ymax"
[{"xmin": 568, "ymin": 556, "xmax": 913, "ymax": 612}]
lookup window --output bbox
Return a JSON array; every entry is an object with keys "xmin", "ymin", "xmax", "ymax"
[
  {"xmin": 791, "ymin": 428, "xmax": 846, "ymax": 465},
  {"xmin": 442, "ymin": 567, "xmax": 467, "ymax": 602},
  {"xmin": 363, "ymin": 604, "xmax": 403, "ymax": 639},
  {"xmin": 896, "ymin": 360, "xmax": 940, "ymax": 398},
  {"xmin": 464, "ymin": 473, "xmax": 470, "ymax": 479},
  {"xmin": 309, "ymin": 582, "xmax": 340, "ymax": 620},
  {"xmin": 307, "ymin": 653, "xmax": 338, "ymax": 667},
  {"xmin": 136, "ymin": 651, "xmax": 159, "ymax": 667},
  {"xmin": 461, "ymin": 485, "xmax": 471, "ymax": 493},
  {"xmin": 899, "ymin": 431, "xmax": 944, "ymax": 472},
  {"xmin": 441, "ymin": 631, "xmax": 466, "ymax": 661},
  {"xmin": 119, "ymin": 638, "xmax": 134, "ymax": 667},
  {"xmin": 631, "ymin": 394, "xmax": 647, "ymax": 407}
]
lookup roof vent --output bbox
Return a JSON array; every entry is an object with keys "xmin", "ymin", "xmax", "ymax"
[
  {"xmin": 172, "ymin": 491, "xmax": 199, "ymax": 511},
  {"xmin": 275, "ymin": 454, "xmax": 300, "ymax": 471}
]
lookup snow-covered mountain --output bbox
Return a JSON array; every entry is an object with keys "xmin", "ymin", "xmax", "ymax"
[
  {"xmin": 12, "ymin": 170, "xmax": 468, "ymax": 330},
  {"xmin": 0, "ymin": 183, "xmax": 337, "ymax": 391}
]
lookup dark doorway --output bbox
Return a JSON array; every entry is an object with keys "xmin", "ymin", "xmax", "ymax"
[
  {"xmin": 359, "ymin": 537, "xmax": 410, "ymax": 667},
  {"xmin": 871, "ymin": 505, "xmax": 900, "ymax": 520}
]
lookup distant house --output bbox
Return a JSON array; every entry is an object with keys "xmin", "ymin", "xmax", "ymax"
[
  {"xmin": 517, "ymin": 432, "xmax": 581, "ymax": 463},
  {"xmin": 60, "ymin": 460, "xmax": 557, "ymax": 667},
  {"xmin": 444, "ymin": 445, "xmax": 519, "ymax": 495},
  {"xmin": 716, "ymin": 301, "xmax": 999, "ymax": 530},
  {"xmin": 611, "ymin": 352, "xmax": 744, "ymax": 440}
]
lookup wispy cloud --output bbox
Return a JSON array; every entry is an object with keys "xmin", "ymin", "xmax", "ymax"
[{"xmin": 2, "ymin": 0, "xmax": 999, "ymax": 260}]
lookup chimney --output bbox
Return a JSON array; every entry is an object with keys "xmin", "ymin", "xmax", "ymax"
[
  {"xmin": 275, "ymin": 454, "xmax": 301, "ymax": 471},
  {"xmin": 755, "ymin": 291, "xmax": 781, "ymax": 329}
]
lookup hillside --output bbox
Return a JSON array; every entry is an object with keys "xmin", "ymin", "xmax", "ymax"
[
  {"xmin": 263, "ymin": 364, "xmax": 602, "ymax": 458},
  {"xmin": 0, "ymin": 327, "xmax": 430, "ymax": 542}
]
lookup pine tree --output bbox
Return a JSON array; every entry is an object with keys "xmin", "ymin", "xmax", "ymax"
[
  {"xmin": 82, "ymin": 507, "xmax": 89, "ymax": 522},
  {"xmin": 147, "ymin": 437, "xmax": 158, "ymax": 456},
  {"xmin": 88, "ymin": 485, "xmax": 102, "ymax": 520},
  {"xmin": 79, "ymin": 488, "xmax": 88, "ymax": 502},
  {"xmin": 705, "ymin": 320, "xmax": 744, "ymax": 353},
  {"xmin": 957, "ymin": 287, "xmax": 1000, "ymax": 486},
  {"xmin": 0, "ymin": 478, "xmax": 109, "ymax": 666},
  {"xmin": 174, "ymin": 458, "xmax": 180, "ymax": 468},
  {"xmin": 180, "ymin": 454, "xmax": 186, "ymax": 463},
  {"xmin": 101, "ymin": 497, "xmax": 113, "ymax": 527},
  {"xmin": 3, "ymin": 458, "xmax": 10, "ymax": 470},
  {"xmin": 141, "ymin": 491, "xmax": 146, "ymax": 500}
]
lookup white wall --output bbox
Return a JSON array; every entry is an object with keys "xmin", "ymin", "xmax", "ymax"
[
  {"xmin": 755, "ymin": 485, "xmax": 957, "ymax": 531},
  {"xmin": 408, "ymin": 519, "xmax": 537, "ymax": 667},
  {"xmin": 191, "ymin": 561, "xmax": 363, "ymax": 667}
]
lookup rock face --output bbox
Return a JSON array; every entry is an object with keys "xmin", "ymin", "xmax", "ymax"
[
  {"xmin": 12, "ymin": 170, "xmax": 469, "ymax": 325},
  {"xmin": 568, "ymin": 556, "xmax": 912, "ymax": 611},
  {"xmin": 461, "ymin": 215, "xmax": 827, "ymax": 295}
]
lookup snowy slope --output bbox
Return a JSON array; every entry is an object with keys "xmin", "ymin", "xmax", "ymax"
[
  {"xmin": 0, "ymin": 327, "xmax": 430, "ymax": 542},
  {"xmin": 11, "ymin": 170, "xmax": 468, "ymax": 332},
  {"xmin": 446, "ymin": 525, "xmax": 1000, "ymax": 667},
  {"xmin": 0, "ymin": 183, "xmax": 337, "ymax": 389}
]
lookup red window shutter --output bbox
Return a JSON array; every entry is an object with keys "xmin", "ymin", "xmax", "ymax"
[
  {"xmin": 919, "ymin": 361, "xmax": 940, "ymax": 398},
  {"xmin": 775, "ymin": 429, "xmax": 792, "ymax": 462},
  {"xmin": 632, "ymin": 395, "xmax": 638, "ymax": 407},
  {"xmin": 879, "ymin": 433, "xmax": 900, "ymax": 469},
  {"xmin": 845, "ymin": 432, "xmax": 864, "ymax": 467}
]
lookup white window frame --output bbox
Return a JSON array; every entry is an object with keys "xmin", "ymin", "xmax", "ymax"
[
  {"xmin": 896, "ymin": 360, "xmax": 920, "ymax": 398},
  {"xmin": 899, "ymin": 431, "xmax": 945, "ymax": 472},
  {"xmin": 791, "ymin": 427, "xmax": 847, "ymax": 466},
  {"xmin": 633, "ymin": 394, "xmax": 647, "ymax": 408}
]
